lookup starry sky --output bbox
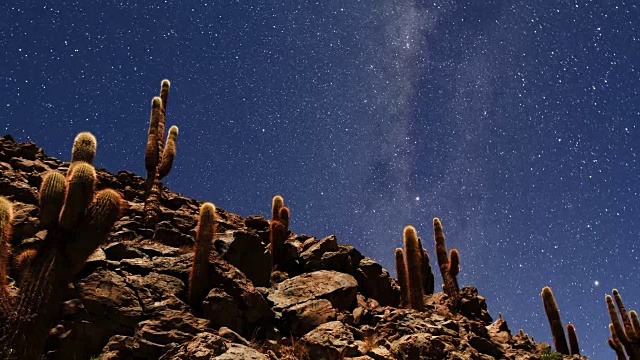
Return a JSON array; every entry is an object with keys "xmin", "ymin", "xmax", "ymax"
[{"xmin": 2, "ymin": 1, "xmax": 639, "ymax": 358}]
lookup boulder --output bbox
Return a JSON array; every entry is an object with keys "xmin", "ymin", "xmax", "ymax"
[
  {"xmin": 282, "ymin": 299, "xmax": 338, "ymax": 336},
  {"xmin": 214, "ymin": 230, "xmax": 271, "ymax": 287},
  {"xmin": 301, "ymin": 321, "xmax": 358, "ymax": 360},
  {"xmin": 354, "ymin": 258, "xmax": 400, "ymax": 307},
  {"xmin": 268, "ymin": 270, "xmax": 358, "ymax": 312}
]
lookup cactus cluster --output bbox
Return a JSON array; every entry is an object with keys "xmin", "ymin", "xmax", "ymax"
[
  {"xmin": 270, "ymin": 195, "xmax": 290, "ymax": 270},
  {"xmin": 606, "ymin": 289, "xmax": 640, "ymax": 359},
  {"xmin": 188, "ymin": 202, "xmax": 217, "ymax": 312},
  {"xmin": 394, "ymin": 225, "xmax": 435, "ymax": 310},
  {"xmin": 0, "ymin": 132, "xmax": 123, "ymax": 360},
  {"xmin": 540, "ymin": 286, "xmax": 580, "ymax": 356},
  {"xmin": 143, "ymin": 79, "xmax": 179, "ymax": 227}
]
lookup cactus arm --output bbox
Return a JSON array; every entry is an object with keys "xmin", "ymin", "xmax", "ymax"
[{"xmin": 403, "ymin": 226, "xmax": 424, "ymax": 311}]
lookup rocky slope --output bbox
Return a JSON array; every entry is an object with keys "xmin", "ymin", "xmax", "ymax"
[{"xmin": 0, "ymin": 134, "xmax": 584, "ymax": 359}]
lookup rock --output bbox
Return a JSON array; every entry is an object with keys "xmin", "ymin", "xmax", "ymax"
[
  {"xmin": 244, "ymin": 215, "xmax": 269, "ymax": 230},
  {"xmin": 302, "ymin": 321, "xmax": 358, "ymax": 360},
  {"xmin": 214, "ymin": 230, "xmax": 271, "ymax": 287},
  {"xmin": 131, "ymin": 309, "xmax": 211, "ymax": 359},
  {"xmin": 282, "ymin": 299, "xmax": 338, "ymax": 336},
  {"xmin": 468, "ymin": 336, "xmax": 505, "ymax": 358},
  {"xmin": 201, "ymin": 252, "xmax": 274, "ymax": 337},
  {"xmin": 203, "ymin": 288, "xmax": 243, "ymax": 332},
  {"xmin": 299, "ymin": 235, "xmax": 339, "ymax": 270},
  {"xmin": 153, "ymin": 221, "xmax": 194, "ymax": 247},
  {"xmin": 137, "ymin": 242, "xmax": 182, "ymax": 257},
  {"xmin": 268, "ymin": 270, "xmax": 358, "ymax": 312},
  {"xmin": 76, "ymin": 269, "xmax": 143, "ymax": 334},
  {"xmin": 218, "ymin": 326, "xmax": 250, "ymax": 345},
  {"xmin": 158, "ymin": 332, "xmax": 228, "ymax": 359},
  {"xmin": 100, "ymin": 335, "xmax": 134, "ymax": 360},
  {"xmin": 123, "ymin": 272, "xmax": 185, "ymax": 308},
  {"xmin": 390, "ymin": 333, "xmax": 452, "ymax": 360},
  {"xmin": 458, "ymin": 286, "xmax": 493, "ymax": 325},
  {"xmin": 215, "ymin": 343, "xmax": 269, "ymax": 360},
  {"xmin": 354, "ymin": 257, "xmax": 400, "ymax": 307},
  {"xmin": 103, "ymin": 242, "xmax": 147, "ymax": 261}
]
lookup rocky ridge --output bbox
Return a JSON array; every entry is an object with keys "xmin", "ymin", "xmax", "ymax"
[{"xmin": 0, "ymin": 134, "xmax": 584, "ymax": 359}]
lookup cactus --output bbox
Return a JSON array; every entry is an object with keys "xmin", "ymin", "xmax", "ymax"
[
  {"xmin": 279, "ymin": 206, "xmax": 290, "ymax": 230},
  {"xmin": 566, "ymin": 323, "xmax": 580, "ymax": 355},
  {"xmin": 606, "ymin": 290, "xmax": 640, "ymax": 359},
  {"xmin": 416, "ymin": 237, "xmax": 434, "ymax": 296},
  {"xmin": 188, "ymin": 202, "xmax": 216, "ymax": 312},
  {"xmin": 59, "ymin": 162, "xmax": 97, "ymax": 229},
  {"xmin": 0, "ymin": 197, "xmax": 13, "ymax": 312},
  {"xmin": 0, "ymin": 133, "xmax": 123, "ymax": 360},
  {"xmin": 433, "ymin": 218, "xmax": 459, "ymax": 304},
  {"xmin": 13, "ymin": 248, "xmax": 37, "ymax": 282},
  {"xmin": 158, "ymin": 125, "xmax": 178, "ymax": 179},
  {"xmin": 71, "ymin": 132, "xmax": 97, "ymax": 165},
  {"xmin": 394, "ymin": 248, "xmax": 409, "ymax": 308},
  {"xmin": 143, "ymin": 80, "xmax": 179, "ymax": 228},
  {"xmin": 38, "ymin": 171, "xmax": 66, "ymax": 228},
  {"xmin": 272, "ymin": 195, "xmax": 284, "ymax": 223},
  {"xmin": 609, "ymin": 323, "xmax": 629, "ymax": 360},
  {"xmin": 403, "ymin": 226, "xmax": 424, "ymax": 311},
  {"xmin": 541, "ymin": 286, "xmax": 570, "ymax": 355}
]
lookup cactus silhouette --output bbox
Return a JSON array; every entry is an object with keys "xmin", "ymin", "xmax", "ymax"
[
  {"xmin": 416, "ymin": 237, "xmax": 434, "ymax": 296},
  {"xmin": 143, "ymin": 80, "xmax": 179, "ymax": 227},
  {"xmin": 541, "ymin": 286, "xmax": 570, "ymax": 355},
  {"xmin": 433, "ymin": 218, "xmax": 459, "ymax": 305},
  {"xmin": 566, "ymin": 323, "xmax": 580, "ymax": 355},
  {"xmin": 609, "ymin": 323, "xmax": 628, "ymax": 360},
  {"xmin": 279, "ymin": 206, "xmax": 290, "ymax": 230},
  {"xmin": 269, "ymin": 196, "xmax": 288, "ymax": 270},
  {"xmin": 606, "ymin": 289, "xmax": 640, "ymax": 359},
  {"xmin": 403, "ymin": 226, "xmax": 424, "ymax": 311},
  {"xmin": 0, "ymin": 133, "xmax": 123, "ymax": 360},
  {"xmin": 394, "ymin": 248, "xmax": 409, "ymax": 308},
  {"xmin": 188, "ymin": 202, "xmax": 216, "ymax": 312}
]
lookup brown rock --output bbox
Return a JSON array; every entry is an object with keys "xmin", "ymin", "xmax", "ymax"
[
  {"xmin": 268, "ymin": 270, "xmax": 358, "ymax": 312},
  {"xmin": 158, "ymin": 332, "xmax": 227, "ymax": 359},
  {"xmin": 302, "ymin": 321, "xmax": 358, "ymax": 360},
  {"xmin": 354, "ymin": 257, "xmax": 400, "ymax": 307},
  {"xmin": 282, "ymin": 299, "xmax": 338, "ymax": 336},
  {"xmin": 214, "ymin": 230, "xmax": 271, "ymax": 287}
]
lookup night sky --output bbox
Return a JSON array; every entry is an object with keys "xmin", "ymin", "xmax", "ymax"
[{"xmin": 2, "ymin": 1, "xmax": 639, "ymax": 358}]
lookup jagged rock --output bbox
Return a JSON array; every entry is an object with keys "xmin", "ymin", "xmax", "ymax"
[
  {"xmin": 0, "ymin": 170, "xmax": 37, "ymax": 203},
  {"xmin": 244, "ymin": 215, "xmax": 269, "ymax": 230},
  {"xmin": 299, "ymin": 235, "xmax": 339, "ymax": 270},
  {"xmin": 458, "ymin": 286, "xmax": 493, "ymax": 325},
  {"xmin": 100, "ymin": 335, "xmax": 134, "ymax": 360},
  {"xmin": 131, "ymin": 309, "xmax": 211, "ymax": 359},
  {"xmin": 103, "ymin": 242, "xmax": 147, "ymax": 261},
  {"xmin": 354, "ymin": 257, "xmax": 400, "ymax": 307},
  {"xmin": 203, "ymin": 288, "xmax": 243, "ymax": 332},
  {"xmin": 282, "ymin": 299, "xmax": 338, "ymax": 336},
  {"xmin": 123, "ymin": 272, "xmax": 185, "ymax": 308},
  {"xmin": 268, "ymin": 270, "xmax": 358, "ymax": 312},
  {"xmin": 468, "ymin": 335, "xmax": 505, "ymax": 358},
  {"xmin": 487, "ymin": 317, "xmax": 512, "ymax": 345},
  {"xmin": 153, "ymin": 220, "xmax": 194, "ymax": 246},
  {"xmin": 214, "ymin": 230, "xmax": 271, "ymax": 287},
  {"xmin": 158, "ymin": 332, "xmax": 268, "ymax": 360},
  {"xmin": 218, "ymin": 326, "xmax": 250, "ymax": 345},
  {"xmin": 216, "ymin": 343, "xmax": 269, "ymax": 360},
  {"xmin": 202, "ymin": 251, "xmax": 274, "ymax": 337},
  {"xmin": 390, "ymin": 333, "xmax": 453, "ymax": 359},
  {"xmin": 76, "ymin": 269, "xmax": 143, "ymax": 334},
  {"xmin": 302, "ymin": 321, "xmax": 358, "ymax": 360}
]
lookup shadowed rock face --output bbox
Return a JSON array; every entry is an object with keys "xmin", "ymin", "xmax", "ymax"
[{"xmin": 0, "ymin": 135, "xmax": 588, "ymax": 360}]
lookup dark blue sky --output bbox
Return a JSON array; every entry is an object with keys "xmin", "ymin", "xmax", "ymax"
[{"xmin": 2, "ymin": 1, "xmax": 639, "ymax": 357}]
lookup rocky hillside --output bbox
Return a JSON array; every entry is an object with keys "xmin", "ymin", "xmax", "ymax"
[{"xmin": 0, "ymin": 134, "xmax": 584, "ymax": 360}]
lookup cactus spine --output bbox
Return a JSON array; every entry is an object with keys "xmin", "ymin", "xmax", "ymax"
[
  {"xmin": 143, "ymin": 80, "xmax": 179, "ymax": 228},
  {"xmin": 59, "ymin": 162, "xmax": 97, "ymax": 229},
  {"xmin": 71, "ymin": 132, "xmax": 97, "ymax": 164},
  {"xmin": 433, "ymin": 218, "xmax": 459, "ymax": 304},
  {"xmin": 272, "ymin": 195, "xmax": 284, "ymax": 223},
  {"xmin": 394, "ymin": 248, "xmax": 409, "ymax": 308},
  {"xmin": 566, "ymin": 324, "xmax": 580, "ymax": 355},
  {"xmin": 188, "ymin": 203, "xmax": 216, "ymax": 312},
  {"xmin": 541, "ymin": 286, "xmax": 570, "ymax": 355},
  {"xmin": 606, "ymin": 289, "xmax": 640, "ymax": 359},
  {"xmin": 403, "ymin": 226, "xmax": 424, "ymax": 311}
]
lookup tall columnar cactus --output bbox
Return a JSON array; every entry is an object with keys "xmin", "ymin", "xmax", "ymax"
[
  {"xmin": 606, "ymin": 289, "xmax": 640, "ymax": 359},
  {"xmin": 188, "ymin": 202, "xmax": 216, "ymax": 312},
  {"xmin": 272, "ymin": 195, "xmax": 284, "ymax": 223},
  {"xmin": 566, "ymin": 324, "xmax": 580, "ymax": 355},
  {"xmin": 394, "ymin": 248, "xmax": 409, "ymax": 308},
  {"xmin": 416, "ymin": 237, "xmax": 434, "ymax": 296},
  {"xmin": 609, "ymin": 323, "xmax": 628, "ymax": 360},
  {"xmin": 143, "ymin": 80, "xmax": 179, "ymax": 228},
  {"xmin": 269, "ymin": 195, "xmax": 289, "ymax": 270},
  {"xmin": 0, "ymin": 197, "xmax": 13, "ymax": 312},
  {"xmin": 71, "ymin": 132, "xmax": 97, "ymax": 164},
  {"xmin": 403, "ymin": 226, "xmax": 424, "ymax": 311},
  {"xmin": 0, "ymin": 132, "xmax": 123, "ymax": 360},
  {"xmin": 541, "ymin": 286, "xmax": 570, "ymax": 355},
  {"xmin": 433, "ymin": 218, "xmax": 459, "ymax": 304}
]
